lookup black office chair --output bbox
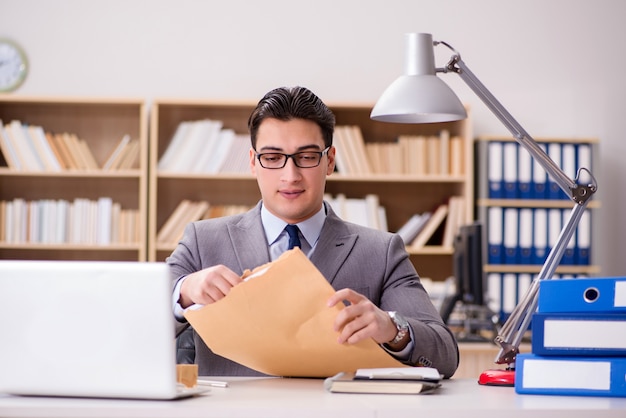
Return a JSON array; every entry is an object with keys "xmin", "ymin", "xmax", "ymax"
[{"xmin": 176, "ymin": 326, "xmax": 196, "ymax": 364}]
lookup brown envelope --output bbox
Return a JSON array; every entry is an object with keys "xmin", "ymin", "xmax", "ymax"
[{"xmin": 184, "ymin": 248, "xmax": 406, "ymax": 377}]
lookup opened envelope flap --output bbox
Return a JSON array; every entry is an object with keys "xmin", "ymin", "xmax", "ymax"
[{"xmin": 184, "ymin": 248, "xmax": 406, "ymax": 377}]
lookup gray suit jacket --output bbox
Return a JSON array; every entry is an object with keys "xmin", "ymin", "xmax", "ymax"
[{"xmin": 168, "ymin": 201, "xmax": 459, "ymax": 378}]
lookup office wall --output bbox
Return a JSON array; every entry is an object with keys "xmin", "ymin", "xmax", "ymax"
[{"xmin": 1, "ymin": 0, "xmax": 625, "ymax": 276}]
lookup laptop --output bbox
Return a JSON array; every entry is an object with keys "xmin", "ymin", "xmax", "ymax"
[{"xmin": 0, "ymin": 260, "xmax": 209, "ymax": 400}]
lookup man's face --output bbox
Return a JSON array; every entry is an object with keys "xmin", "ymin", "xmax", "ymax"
[{"xmin": 249, "ymin": 117, "xmax": 335, "ymax": 224}]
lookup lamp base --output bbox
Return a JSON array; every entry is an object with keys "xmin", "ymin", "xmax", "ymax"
[{"xmin": 477, "ymin": 368, "xmax": 515, "ymax": 386}]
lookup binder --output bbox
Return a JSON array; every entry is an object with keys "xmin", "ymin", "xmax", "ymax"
[
  {"xmin": 517, "ymin": 144, "xmax": 532, "ymax": 199},
  {"xmin": 532, "ymin": 208, "xmax": 548, "ymax": 265},
  {"xmin": 486, "ymin": 272, "xmax": 502, "ymax": 319},
  {"xmin": 487, "ymin": 206, "xmax": 503, "ymax": 264},
  {"xmin": 547, "ymin": 208, "xmax": 562, "ymax": 257},
  {"xmin": 502, "ymin": 142, "xmax": 518, "ymax": 199},
  {"xmin": 502, "ymin": 208, "xmax": 519, "ymax": 264},
  {"xmin": 502, "ymin": 273, "xmax": 517, "ymax": 318},
  {"xmin": 561, "ymin": 208, "xmax": 576, "ymax": 265},
  {"xmin": 515, "ymin": 353, "xmax": 626, "ymax": 397},
  {"xmin": 487, "ymin": 141, "xmax": 503, "ymax": 198},
  {"xmin": 547, "ymin": 142, "xmax": 563, "ymax": 199},
  {"xmin": 538, "ymin": 276, "xmax": 626, "ymax": 313},
  {"xmin": 532, "ymin": 143, "xmax": 548, "ymax": 199},
  {"xmin": 576, "ymin": 210, "xmax": 591, "ymax": 265},
  {"xmin": 576, "ymin": 143, "xmax": 593, "ymax": 185},
  {"xmin": 531, "ymin": 312, "xmax": 626, "ymax": 356},
  {"xmin": 518, "ymin": 208, "xmax": 533, "ymax": 264},
  {"xmin": 561, "ymin": 143, "xmax": 576, "ymax": 200}
]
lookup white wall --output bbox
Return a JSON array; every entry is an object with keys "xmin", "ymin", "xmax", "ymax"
[{"xmin": 1, "ymin": 0, "xmax": 625, "ymax": 276}]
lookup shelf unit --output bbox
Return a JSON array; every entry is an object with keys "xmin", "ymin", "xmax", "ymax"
[
  {"xmin": 149, "ymin": 99, "xmax": 474, "ymax": 283},
  {"xmin": 475, "ymin": 136, "xmax": 601, "ymax": 320},
  {"xmin": 0, "ymin": 96, "xmax": 148, "ymax": 261}
]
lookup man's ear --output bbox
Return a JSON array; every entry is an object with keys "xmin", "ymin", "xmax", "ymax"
[
  {"xmin": 326, "ymin": 146, "xmax": 336, "ymax": 175},
  {"xmin": 249, "ymin": 148, "xmax": 257, "ymax": 175}
]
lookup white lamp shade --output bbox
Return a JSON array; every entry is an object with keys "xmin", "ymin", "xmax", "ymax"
[{"xmin": 371, "ymin": 33, "xmax": 467, "ymax": 124}]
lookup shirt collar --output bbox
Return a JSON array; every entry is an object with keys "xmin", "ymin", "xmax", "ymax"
[{"xmin": 261, "ymin": 202, "xmax": 326, "ymax": 247}]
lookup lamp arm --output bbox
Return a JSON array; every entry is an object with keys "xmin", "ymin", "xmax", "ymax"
[{"xmin": 438, "ymin": 50, "xmax": 598, "ymax": 365}]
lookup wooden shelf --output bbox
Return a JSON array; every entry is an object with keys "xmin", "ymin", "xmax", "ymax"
[
  {"xmin": 148, "ymin": 99, "xmax": 474, "ymax": 284},
  {"xmin": 0, "ymin": 97, "xmax": 148, "ymax": 261}
]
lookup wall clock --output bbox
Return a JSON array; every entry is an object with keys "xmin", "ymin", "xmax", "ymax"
[{"xmin": 0, "ymin": 38, "xmax": 28, "ymax": 92}]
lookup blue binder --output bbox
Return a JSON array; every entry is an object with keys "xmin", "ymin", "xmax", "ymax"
[
  {"xmin": 531, "ymin": 143, "xmax": 548, "ymax": 199},
  {"xmin": 515, "ymin": 353, "xmax": 626, "ymax": 397},
  {"xmin": 487, "ymin": 206, "xmax": 503, "ymax": 264},
  {"xmin": 487, "ymin": 141, "xmax": 504, "ymax": 198},
  {"xmin": 538, "ymin": 277, "xmax": 626, "ymax": 313},
  {"xmin": 502, "ymin": 142, "xmax": 518, "ymax": 199},
  {"xmin": 531, "ymin": 312, "xmax": 626, "ymax": 356}
]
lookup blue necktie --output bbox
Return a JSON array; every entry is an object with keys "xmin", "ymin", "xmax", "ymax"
[{"xmin": 285, "ymin": 224, "xmax": 301, "ymax": 250}]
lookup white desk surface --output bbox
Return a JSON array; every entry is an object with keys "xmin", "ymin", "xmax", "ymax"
[{"xmin": 1, "ymin": 377, "xmax": 625, "ymax": 418}]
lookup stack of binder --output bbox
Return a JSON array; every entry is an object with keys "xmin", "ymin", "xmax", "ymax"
[{"xmin": 515, "ymin": 277, "xmax": 626, "ymax": 397}]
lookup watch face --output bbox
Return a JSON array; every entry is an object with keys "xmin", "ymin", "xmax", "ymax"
[{"xmin": 0, "ymin": 39, "xmax": 28, "ymax": 92}]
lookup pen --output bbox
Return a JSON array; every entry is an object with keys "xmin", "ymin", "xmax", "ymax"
[{"xmin": 197, "ymin": 379, "xmax": 229, "ymax": 388}]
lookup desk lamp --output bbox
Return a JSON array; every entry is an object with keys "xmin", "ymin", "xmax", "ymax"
[{"xmin": 371, "ymin": 33, "xmax": 597, "ymax": 386}]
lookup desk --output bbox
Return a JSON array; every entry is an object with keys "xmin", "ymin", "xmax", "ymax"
[{"xmin": 1, "ymin": 378, "xmax": 624, "ymax": 418}]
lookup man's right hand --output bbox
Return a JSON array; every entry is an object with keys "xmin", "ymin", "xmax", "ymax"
[{"xmin": 179, "ymin": 265, "xmax": 243, "ymax": 308}]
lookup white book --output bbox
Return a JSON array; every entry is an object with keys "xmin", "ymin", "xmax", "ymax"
[
  {"xmin": 96, "ymin": 197, "xmax": 113, "ymax": 245},
  {"xmin": 27, "ymin": 126, "xmax": 62, "ymax": 172},
  {"xmin": 364, "ymin": 194, "xmax": 381, "ymax": 230},
  {"xmin": 208, "ymin": 128, "xmax": 236, "ymax": 174},
  {"xmin": 0, "ymin": 120, "xmax": 21, "ymax": 169},
  {"xmin": 189, "ymin": 120, "xmax": 223, "ymax": 173},
  {"xmin": 158, "ymin": 121, "xmax": 193, "ymax": 171},
  {"xmin": 7, "ymin": 120, "xmax": 44, "ymax": 171},
  {"xmin": 344, "ymin": 198, "xmax": 369, "ymax": 228},
  {"xmin": 102, "ymin": 134, "xmax": 131, "ymax": 170}
]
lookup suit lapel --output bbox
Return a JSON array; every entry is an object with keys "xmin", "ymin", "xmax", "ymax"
[
  {"xmin": 227, "ymin": 203, "xmax": 272, "ymax": 272},
  {"xmin": 310, "ymin": 208, "xmax": 357, "ymax": 286}
]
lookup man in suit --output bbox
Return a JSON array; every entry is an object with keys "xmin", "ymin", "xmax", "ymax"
[{"xmin": 169, "ymin": 86, "xmax": 459, "ymax": 378}]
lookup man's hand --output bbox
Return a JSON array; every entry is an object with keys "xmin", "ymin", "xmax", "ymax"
[
  {"xmin": 327, "ymin": 288, "xmax": 399, "ymax": 346},
  {"xmin": 179, "ymin": 265, "xmax": 242, "ymax": 308}
]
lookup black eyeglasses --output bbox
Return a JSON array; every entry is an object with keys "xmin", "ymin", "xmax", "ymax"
[{"xmin": 255, "ymin": 147, "xmax": 330, "ymax": 169}]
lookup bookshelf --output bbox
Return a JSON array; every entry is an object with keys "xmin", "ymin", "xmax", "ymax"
[
  {"xmin": 0, "ymin": 96, "xmax": 148, "ymax": 261},
  {"xmin": 149, "ymin": 99, "xmax": 474, "ymax": 284},
  {"xmin": 475, "ymin": 136, "xmax": 601, "ymax": 321}
]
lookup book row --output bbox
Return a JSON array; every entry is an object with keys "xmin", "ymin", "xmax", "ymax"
[
  {"xmin": 516, "ymin": 276, "xmax": 626, "ymax": 398},
  {"xmin": 156, "ymin": 119, "xmax": 464, "ymax": 177},
  {"xmin": 480, "ymin": 139, "xmax": 594, "ymax": 200},
  {"xmin": 157, "ymin": 200, "xmax": 252, "ymax": 245},
  {"xmin": 0, "ymin": 197, "xmax": 140, "ymax": 245},
  {"xmin": 335, "ymin": 126, "xmax": 464, "ymax": 176},
  {"xmin": 0, "ymin": 120, "xmax": 139, "ymax": 171},
  {"xmin": 487, "ymin": 206, "xmax": 591, "ymax": 266}
]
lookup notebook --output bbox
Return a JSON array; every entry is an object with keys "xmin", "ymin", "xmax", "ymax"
[{"xmin": 0, "ymin": 259, "xmax": 209, "ymax": 400}]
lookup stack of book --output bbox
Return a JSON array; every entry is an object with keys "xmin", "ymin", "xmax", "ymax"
[{"xmin": 515, "ymin": 276, "xmax": 626, "ymax": 397}]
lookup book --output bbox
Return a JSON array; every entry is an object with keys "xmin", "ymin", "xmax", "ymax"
[
  {"xmin": 410, "ymin": 204, "xmax": 448, "ymax": 248},
  {"xmin": 514, "ymin": 353, "xmax": 626, "ymax": 397},
  {"xmin": 538, "ymin": 276, "xmax": 626, "ymax": 313},
  {"xmin": 324, "ymin": 370, "xmax": 441, "ymax": 395},
  {"xmin": 531, "ymin": 312, "xmax": 626, "ymax": 356}
]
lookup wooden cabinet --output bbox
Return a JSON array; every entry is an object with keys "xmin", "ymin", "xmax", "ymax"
[
  {"xmin": 149, "ymin": 99, "xmax": 474, "ymax": 284},
  {"xmin": 0, "ymin": 97, "xmax": 148, "ymax": 261}
]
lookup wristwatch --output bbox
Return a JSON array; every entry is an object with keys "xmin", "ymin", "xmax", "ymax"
[{"xmin": 386, "ymin": 311, "xmax": 410, "ymax": 345}]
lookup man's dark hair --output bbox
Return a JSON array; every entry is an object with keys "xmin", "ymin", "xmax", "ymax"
[{"xmin": 248, "ymin": 86, "xmax": 336, "ymax": 150}]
